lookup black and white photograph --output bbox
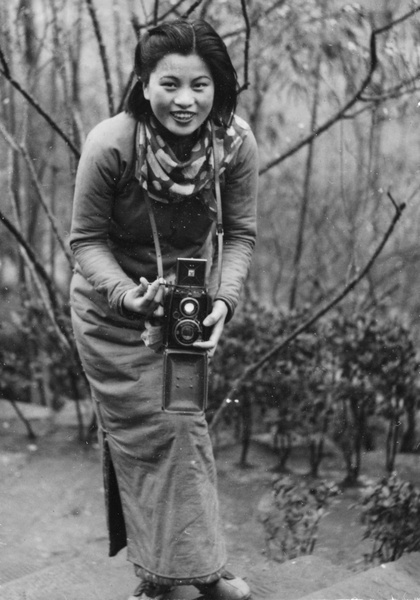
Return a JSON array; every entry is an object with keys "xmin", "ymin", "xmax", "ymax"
[{"xmin": 0, "ymin": 1, "xmax": 419, "ymax": 599}]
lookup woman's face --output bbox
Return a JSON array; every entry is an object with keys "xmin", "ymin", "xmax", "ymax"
[{"xmin": 143, "ymin": 53, "xmax": 215, "ymax": 137}]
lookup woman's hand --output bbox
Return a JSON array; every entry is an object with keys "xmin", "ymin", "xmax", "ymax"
[
  {"xmin": 193, "ymin": 299, "xmax": 228, "ymax": 357},
  {"xmin": 122, "ymin": 277, "xmax": 166, "ymax": 317}
]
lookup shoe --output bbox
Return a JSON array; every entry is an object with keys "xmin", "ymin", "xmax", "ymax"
[
  {"xmin": 195, "ymin": 573, "xmax": 251, "ymax": 600},
  {"xmin": 128, "ymin": 581, "xmax": 174, "ymax": 600}
]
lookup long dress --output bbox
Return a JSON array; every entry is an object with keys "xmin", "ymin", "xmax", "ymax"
[{"xmin": 69, "ymin": 111, "xmax": 258, "ymax": 584}]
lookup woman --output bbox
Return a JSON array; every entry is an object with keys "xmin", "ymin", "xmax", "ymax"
[{"xmin": 70, "ymin": 18, "xmax": 258, "ymax": 600}]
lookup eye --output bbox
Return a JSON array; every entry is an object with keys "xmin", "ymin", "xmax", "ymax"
[
  {"xmin": 193, "ymin": 81, "xmax": 209, "ymax": 90},
  {"xmin": 161, "ymin": 80, "xmax": 177, "ymax": 90}
]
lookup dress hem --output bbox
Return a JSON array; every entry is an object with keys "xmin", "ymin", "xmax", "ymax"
[{"xmin": 132, "ymin": 560, "xmax": 227, "ymax": 586}]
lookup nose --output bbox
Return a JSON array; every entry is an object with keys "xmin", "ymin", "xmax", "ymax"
[{"xmin": 174, "ymin": 86, "xmax": 194, "ymax": 107}]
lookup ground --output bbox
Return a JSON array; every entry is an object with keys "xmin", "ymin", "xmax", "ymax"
[{"xmin": 1, "ymin": 399, "xmax": 419, "ymax": 592}]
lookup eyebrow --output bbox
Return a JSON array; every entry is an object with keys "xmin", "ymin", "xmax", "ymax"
[{"xmin": 159, "ymin": 74, "xmax": 212, "ymax": 82}]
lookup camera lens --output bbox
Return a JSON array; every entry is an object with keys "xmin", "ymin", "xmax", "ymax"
[
  {"xmin": 174, "ymin": 319, "xmax": 200, "ymax": 345},
  {"xmin": 180, "ymin": 297, "xmax": 199, "ymax": 318}
]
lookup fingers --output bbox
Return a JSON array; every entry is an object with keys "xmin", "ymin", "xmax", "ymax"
[
  {"xmin": 123, "ymin": 277, "xmax": 166, "ymax": 315},
  {"xmin": 202, "ymin": 300, "xmax": 228, "ymax": 327},
  {"xmin": 193, "ymin": 301, "xmax": 228, "ymax": 356},
  {"xmin": 140, "ymin": 278, "xmax": 165, "ymax": 315}
]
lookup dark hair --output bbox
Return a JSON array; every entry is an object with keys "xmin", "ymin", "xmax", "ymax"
[{"xmin": 126, "ymin": 19, "xmax": 238, "ymax": 127}]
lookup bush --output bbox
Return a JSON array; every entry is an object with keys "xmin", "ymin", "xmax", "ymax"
[
  {"xmin": 0, "ymin": 296, "xmax": 86, "ymax": 407},
  {"xmin": 361, "ymin": 473, "xmax": 420, "ymax": 564},
  {"xmin": 258, "ymin": 475, "xmax": 339, "ymax": 562},
  {"xmin": 211, "ymin": 298, "xmax": 420, "ymax": 479}
]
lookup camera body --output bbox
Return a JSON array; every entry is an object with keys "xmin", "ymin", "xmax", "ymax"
[
  {"xmin": 163, "ymin": 258, "xmax": 212, "ymax": 349},
  {"xmin": 162, "ymin": 258, "xmax": 212, "ymax": 414}
]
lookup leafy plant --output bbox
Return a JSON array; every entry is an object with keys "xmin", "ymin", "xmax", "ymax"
[
  {"xmin": 209, "ymin": 300, "xmax": 314, "ymax": 468},
  {"xmin": 259, "ymin": 475, "xmax": 339, "ymax": 562},
  {"xmin": 0, "ymin": 292, "xmax": 88, "ymax": 427},
  {"xmin": 361, "ymin": 473, "xmax": 420, "ymax": 564}
]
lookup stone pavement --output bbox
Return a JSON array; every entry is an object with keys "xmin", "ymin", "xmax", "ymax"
[
  {"xmin": 1, "ymin": 399, "xmax": 419, "ymax": 600},
  {"xmin": 0, "ymin": 549, "xmax": 419, "ymax": 600}
]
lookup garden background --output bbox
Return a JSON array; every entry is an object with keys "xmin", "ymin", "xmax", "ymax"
[{"xmin": 1, "ymin": 0, "xmax": 420, "ymax": 585}]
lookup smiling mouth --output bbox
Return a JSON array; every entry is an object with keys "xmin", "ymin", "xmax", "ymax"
[{"xmin": 171, "ymin": 112, "xmax": 195, "ymax": 122}]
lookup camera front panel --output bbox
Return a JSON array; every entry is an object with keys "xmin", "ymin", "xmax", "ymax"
[{"xmin": 164, "ymin": 287, "xmax": 212, "ymax": 349}]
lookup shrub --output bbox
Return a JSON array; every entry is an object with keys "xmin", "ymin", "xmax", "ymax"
[
  {"xmin": 259, "ymin": 475, "xmax": 339, "ymax": 562},
  {"xmin": 361, "ymin": 473, "xmax": 420, "ymax": 564},
  {"xmin": 0, "ymin": 297, "xmax": 86, "ymax": 407}
]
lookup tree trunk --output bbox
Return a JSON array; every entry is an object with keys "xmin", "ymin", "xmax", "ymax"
[
  {"xmin": 239, "ymin": 395, "xmax": 252, "ymax": 467},
  {"xmin": 289, "ymin": 53, "xmax": 322, "ymax": 310}
]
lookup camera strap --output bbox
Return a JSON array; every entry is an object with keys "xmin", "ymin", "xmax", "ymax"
[
  {"xmin": 212, "ymin": 122, "xmax": 224, "ymax": 291},
  {"xmin": 144, "ymin": 194, "xmax": 164, "ymax": 280},
  {"xmin": 142, "ymin": 122, "xmax": 224, "ymax": 290}
]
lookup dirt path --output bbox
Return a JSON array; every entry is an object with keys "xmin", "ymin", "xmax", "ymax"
[{"xmin": 1, "ymin": 400, "xmax": 417, "ymax": 590}]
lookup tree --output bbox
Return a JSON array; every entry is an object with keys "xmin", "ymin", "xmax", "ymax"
[{"xmin": 1, "ymin": 0, "xmax": 420, "ymax": 449}]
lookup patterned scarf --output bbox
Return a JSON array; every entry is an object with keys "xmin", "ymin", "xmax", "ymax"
[{"xmin": 135, "ymin": 115, "xmax": 247, "ymax": 216}]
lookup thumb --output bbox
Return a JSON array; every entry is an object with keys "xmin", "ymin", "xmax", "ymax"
[{"xmin": 203, "ymin": 302, "xmax": 227, "ymax": 327}]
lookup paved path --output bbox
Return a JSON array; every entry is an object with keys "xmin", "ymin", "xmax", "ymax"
[{"xmin": 1, "ymin": 550, "xmax": 419, "ymax": 600}]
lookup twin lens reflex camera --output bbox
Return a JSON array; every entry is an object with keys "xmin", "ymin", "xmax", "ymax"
[{"xmin": 162, "ymin": 258, "xmax": 212, "ymax": 414}]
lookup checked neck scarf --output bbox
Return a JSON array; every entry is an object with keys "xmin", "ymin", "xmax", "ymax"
[{"xmin": 135, "ymin": 114, "xmax": 245, "ymax": 216}]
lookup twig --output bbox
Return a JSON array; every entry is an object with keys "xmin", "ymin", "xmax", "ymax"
[
  {"xmin": 0, "ymin": 121, "xmax": 74, "ymax": 268},
  {"xmin": 239, "ymin": 0, "xmax": 251, "ymax": 92},
  {"xmin": 0, "ymin": 46, "xmax": 80, "ymax": 158},
  {"xmin": 182, "ymin": 0, "xmax": 205, "ymax": 18},
  {"xmin": 0, "ymin": 209, "xmax": 73, "ymax": 352},
  {"xmin": 0, "ymin": 210, "xmax": 58, "ymax": 310},
  {"xmin": 210, "ymin": 195, "xmax": 406, "ymax": 431},
  {"xmin": 21, "ymin": 145, "xmax": 74, "ymax": 268},
  {"xmin": 223, "ymin": 0, "xmax": 287, "ymax": 41},
  {"xmin": 8, "ymin": 400, "xmax": 37, "ymax": 440},
  {"xmin": 160, "ymin": 0, "xmax": 186, "ymax": 21},
  {"xmin": 359, "ymin": 79, "xmax": 420, "ymax": 103},
  {"xmin": 259, "ymin": 4, "xmax": 420, "ymax": 175},
  {"xmin": 153, "ymin": 0, "xmax": 159, "ymax": 24},
  {"xmin": 85, "ymin": 0, "xmax": 115, "ymax": 116},
  {"xmin": 117, "ymin": 71, "xmax": 136, "ymax": 114}
]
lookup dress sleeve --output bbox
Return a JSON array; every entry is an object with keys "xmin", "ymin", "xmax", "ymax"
[
  {"xmin": 209, "ymin": 127, "xmax": 258, "ymax": 320},
  {"xmin": 69, "ymin": 122, "xmax": 136, "ymax": 312}
]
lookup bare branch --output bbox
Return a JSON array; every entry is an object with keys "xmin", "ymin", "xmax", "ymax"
[
  {"xmin": 0, "ymin": 122, "xmax": 74, "ymax": 269},
  {"xmin": 153, "ymin": 0, "xmax": 159, "ymax": 25},
  {"xmin": 131, "ymin": 0, "xmax": 190, "ymax": 34},
  {"xmin": 0, "ymin": 208, "xmax": 74, "ymax": 353},
  {"xmin": 359, "ymin": 78, "xmax": 420, "ymax": 102},
  {"xmin": 259, "ymin": 4, "xmax": 420, "ymax": 176},
  {"xmin": 223, "ymin": 0, "xmax": 287, "ymax": 41},
  {"xmin": 8, "ymin": 400, "xmax": 37, "ymax": 440},
  {"xmin": 117, "ymin": 71, "xmax": 136, "ymax": 114},
  {"xmin": 375, "ymin": 3, "xmax": 420, "ymax": 36},
  {"xmin": 85, "ymin": 0, "xmax": 115, "ymax": 116},
  {"xmin": 160, "ymin": 0, "xmax": 187, "ymax": 21},
  {"xmin": 182, "ymin": 0, "xmax": 205, "ymax": 18},
  {"xmin": 0, "ymin": 209, "xmax": 57, "ymax": 308},
  {"xmin": 0, "ymin": 46, "xmax": 80, "ymax": 158},
  {"xmin": 387, "ymin": 190, "xmax": 399, "ymax": 211},
  {"xmin": 239, "ymin": 0, "xmax": 251, "ymax": 92},
  {"xmin": 210, "ymin": 196, "xmax": 406, "ymax": 431}
]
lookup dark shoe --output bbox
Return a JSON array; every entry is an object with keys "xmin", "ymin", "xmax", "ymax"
[
  {"xmin": 128, "ymin": 581, "xmax": 174, "ymax": 600},
  {"xmin": 195, "ymin": 573, "xmax": 251, "ymax": 600}
]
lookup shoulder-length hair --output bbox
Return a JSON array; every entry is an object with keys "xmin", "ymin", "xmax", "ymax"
[{"xmin": 126, "ymin": 19, "xmax": 238, "ymax": 128}]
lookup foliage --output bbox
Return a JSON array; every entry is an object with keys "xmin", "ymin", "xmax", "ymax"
[
  {"xmin": 259, "ymin": 475, "xmax": 339, "ymax": 562},
  {"xmin": 2, "ymin": 0, "xmax": 420, "ymax": 462},
  {"xmin": 361, "ymin": 473, "xmax": 420, "ymax": 564},
  {"xmin": 209, "ymin": 299, "xmax": 315, "ymax": 468},
  {"xmin": 0, "ymin": 294, "xmax": 87, "ymax": 408},
  {"xmin": 211, "ymin": 296, "xmax": 420, "ymax": 478}
]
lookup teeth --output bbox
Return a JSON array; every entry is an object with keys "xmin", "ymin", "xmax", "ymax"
[{"xmin": 173, "ymin": 112, "xmax": 194, "ymax": 120}]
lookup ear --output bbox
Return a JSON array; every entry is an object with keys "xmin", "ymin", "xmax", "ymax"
[{"xmin": 143, "ymin": 81, "xmax": 150, "ymax": 101}]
